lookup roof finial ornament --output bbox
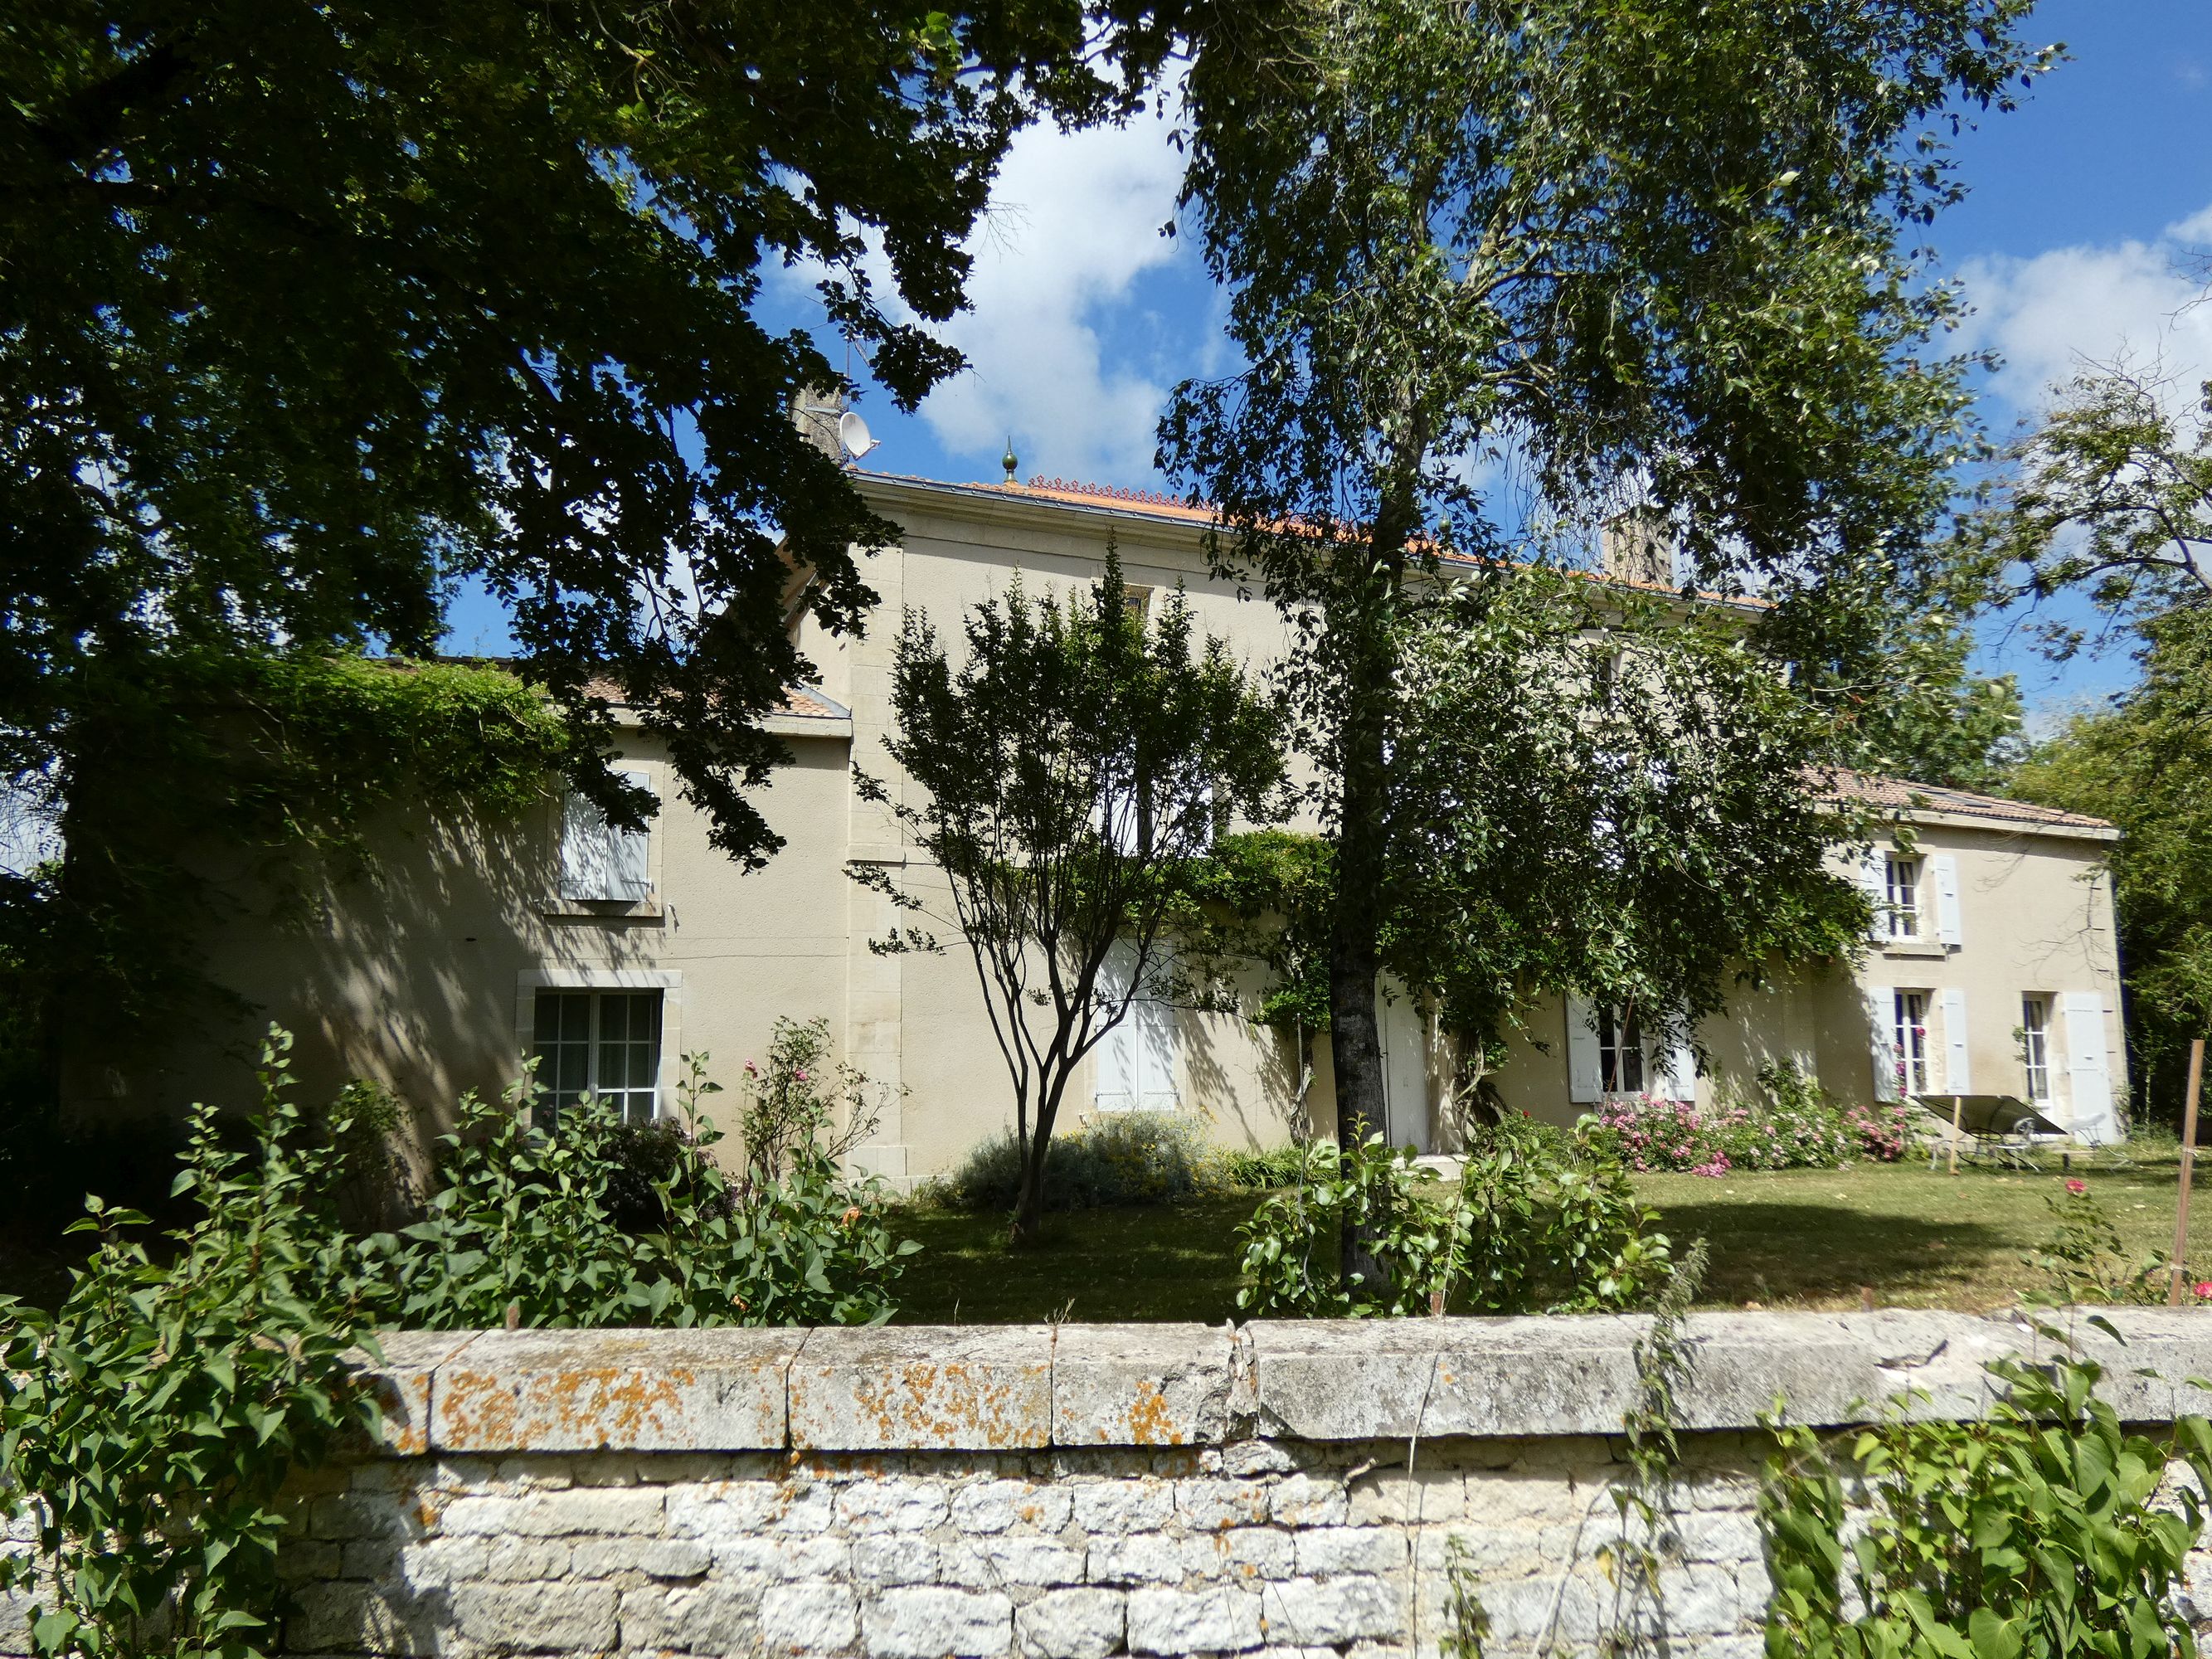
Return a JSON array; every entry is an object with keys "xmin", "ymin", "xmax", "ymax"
[{"xmin": 1002, "ymin": 435, "xmax": 1018, "ymax": 484}]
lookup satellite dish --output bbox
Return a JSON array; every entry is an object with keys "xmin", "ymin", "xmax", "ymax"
[{"xmin": 839, "ymin": 410, "xmax": 878, "ymax": 461}]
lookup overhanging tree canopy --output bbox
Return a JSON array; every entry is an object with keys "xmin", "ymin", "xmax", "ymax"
[{"xmin": 1160, "ymin": 0, "xmax": 2048, "ymax": 1155}]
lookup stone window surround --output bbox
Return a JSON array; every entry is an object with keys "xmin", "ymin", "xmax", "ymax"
[{"xmin": 513, "ymin": 967, "xmax": 686, "ymax": 1118}]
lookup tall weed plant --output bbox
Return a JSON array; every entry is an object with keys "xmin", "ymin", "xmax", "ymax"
[{"xmin": 1761, "ymin": 1336, "xmax": 2212, "ymax": 1658}]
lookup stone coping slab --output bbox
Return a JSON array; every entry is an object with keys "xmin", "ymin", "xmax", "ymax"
[{"xmin": 339, "ymin": 1308, "xmax": 2212, "ymax": 1455}]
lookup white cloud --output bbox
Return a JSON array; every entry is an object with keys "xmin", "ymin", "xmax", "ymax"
[
  {"xmin": 911, "ymin": 102, "xmax": 1193, "ymax": 484},
  {"xmin": 1959, "ymin": 202, "xmax": 2212, "ymax": 423}
]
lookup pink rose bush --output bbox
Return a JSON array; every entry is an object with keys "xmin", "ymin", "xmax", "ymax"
[{"xmin": 1594, "ymin": 1064, "xmax": 1915, "ymax": 1177}]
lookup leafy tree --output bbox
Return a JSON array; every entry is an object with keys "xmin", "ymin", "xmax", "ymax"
[
  {"xmin": 2009, "ymin": 606, "xmax": 2212, "ymax": 1125},
  {"xmin": 1967, "ymin": 360, "xmax": 2212, "ymax": 654},
  {"xmin": 1194, "ymin": 572, "xmax": 1868, "ymax": 1123},
  {"xmin": 857, "ymin": 556, "xmax": 1281, "ymax": 1243},
  {"xmin": 1, "ymin": 1, "xmax": 1179, "ymax": 1100},
  {"xmin": 1159, "ymin": 0, "xmax": 2045, "ymax": 1193}
]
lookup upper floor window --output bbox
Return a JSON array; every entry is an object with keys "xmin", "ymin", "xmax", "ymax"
[
  {"xmin": 1893, "ymin": 990, "xmax": 1931, "ymax": 1095},
  {"xmin": 1885, "ymin": 855, "xmax": 1922, "ymax": 941},
  {"xmin": 532, "ymin": 988, "xmax": 663, "ymax": 1126},
  {"xmin": 561, "ymin": 769, "xmax": 654, "ymax": 902},
  {"xmin": 2021, "ymin": 995, "xmax": 2052, "ymax": 1102}
]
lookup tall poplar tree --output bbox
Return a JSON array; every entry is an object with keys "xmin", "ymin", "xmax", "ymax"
[{"xmin": 1160, "ymin": 0, "xmax": 2047, "ymax": 1196}]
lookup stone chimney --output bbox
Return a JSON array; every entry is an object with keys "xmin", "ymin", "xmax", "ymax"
[
  {"xmin": 791, "ymin": 385, "xmax": 845, "ymax": 460},
  {"xmin": 1598, "ymin": 511, "xmax": 1672, "ymax": 588}
]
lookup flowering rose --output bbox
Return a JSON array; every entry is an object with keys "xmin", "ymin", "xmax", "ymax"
[
  {"xmin": 2195, "ymin": 1281, "xmax": 2212, "ymax": 1301},
  {"xmin": 2064, "ymin": 1178, "xmax": 2088, "ymax": 1195}
]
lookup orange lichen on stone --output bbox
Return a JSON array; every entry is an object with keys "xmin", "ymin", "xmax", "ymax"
[
  {"xmin": 1121, "ymin": 1379, "xmax": 1183, "ymax": 1447},
  {"xmin": 437, "ymin": 1364, "xmax": 691, "ymax": 1452}
]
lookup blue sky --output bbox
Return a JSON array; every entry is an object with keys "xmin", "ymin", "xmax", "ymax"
[{"xmin": 446, "ymin": 2, "xmax": 2212, "ymax": 727}]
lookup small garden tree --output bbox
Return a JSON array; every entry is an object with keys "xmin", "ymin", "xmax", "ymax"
[{"xmin": 856, "ymin": 554, "xmax": 1281, "ymax": 1244}]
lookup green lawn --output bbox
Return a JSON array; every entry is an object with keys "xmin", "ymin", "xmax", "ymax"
[{"xmin": 890, "ymin": 1153, "xmax": 2210, "ymax": 1324}]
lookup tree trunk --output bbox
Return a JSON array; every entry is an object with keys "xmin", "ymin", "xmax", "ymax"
[
  {"xmin": 1008, "ymin": 1077, "xmax": 1066, "ymax": 1248},
  {"xmin": 1328, "ymin": 522, "xmax": 1405, "ymax": 1292}
]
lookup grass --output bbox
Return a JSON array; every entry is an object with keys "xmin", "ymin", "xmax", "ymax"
[{"xmin": 889, "ymin": 1151, "xmax": 2212, "ymax": 1324}]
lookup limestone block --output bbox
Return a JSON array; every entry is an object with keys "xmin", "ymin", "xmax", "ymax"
[
  {"xmin": 439, "ymin": 1486, "xmax": 664, "ymax": 1537},
  {"xmin": 1182, "ymin": 1526, "xmax": 1296, "ymax": 1583},
  {"xmin": 286, "ymin": 1579, "xmax": 435, "ymax": 1655},
  {"xmin": 1174, "ymin": 1477, "xmax": 1270, "ymax": 1531},
  {"xmin": 450, "ymin": 1581, "xmax": 619, "ymax": 1653},
  {"xmin": 941, "ymin": 1535, "xmax": 1088, "ymax": 1589},
  {"xmin": 862, "ymin": 1586, "xmax": 1015, "ymax": 1658},
  {"xmin": 1267, "ymin": 1474, "xmax": 1350, "ymax": 1528},
  {"xmin": 1257, "ymin": 1575, "xmax": 1404, "ymax": 1647},
  {"xmin": 620, "ymin": 1582, "xmax": 760, "ymax": 1653},
  {"xmin": 1016, "ymin": 1587, "xmax": 1126, "ymax": 1659},
  {"xmin": 790, "ymin": 1327, "xmax": 1053, "ymax": 1451},
  {"xmin": 1126, "ymin": 1584, "xmax": 1264, "ymax": 1654},
  {"xmin": 343, "ymin": 1330, "xmax": 480, "ymax": 1457},
  {"xmin": 430, "ymin": 1327, "xmax": 801, "ymax": 1453},
  {"xmin": 836, "ymin": 1478, "xmax": 950, "ymax": 1531},
  {"xmin": 952, "ymin": 1479, "xmax": 1073, "ymax": 1535},
  {"xmin": 1087, "ymin": 1533, "xmax": 1186, "ymax": 1587},
  {"xmin": 1052, "ymin": 1325, "xmax": 1237, "ymax": 1447},
  {"xmin": 1246, "ymin": 1317, "xmax": 1650, "ymax": 1440},
  {"xmin": 763, "ymin": 1581, "xmax": 860, "ymax": 1653},
  {"xmin": 853, "ymin": 1533, "xmax": 946, "ymax": 1587},
  {"xmin": 1068, "ymin": 1479, "xmax": 1174, "ymax": 1535},
  {"xmin": 1293, "ymin": 1527, "xmax": 1407, "ymax": 1579}
]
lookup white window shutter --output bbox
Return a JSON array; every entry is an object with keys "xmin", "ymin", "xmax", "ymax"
[
  {"xmin": 1867, "ymin": 985, "xmax": 1898, "ymax": 1102},
  {"xmin": 560, "ymin": 792, "xmax": 615, "ymax": 899},
  {"xmin": 1138, "ymin": 944, "xmax": 1180, "ymax": 1110},
  {"xmin": 1932, "ymin": 854, "xmax": 1962, "ymax": 947},
  {"xmin": 1860, "ymin": 850, "xmax": 1888, "ymax": 941},
  {"xmin": 2063, "ymin": 990, "xmax": 2113, "ymax": 1139},
  {"xmin": 1565, "ymin": 994, "xmax": 1602, "ymax": 1104},
  {"xmin": 1940, "ymin": 987, "xmax": 1971, "ymax": 1094},
  {"xmin": 1093, "ymin": 944, "xmax": 1138, "ymax": 1111},
  {"xmin": 1655, "ymin": 1033, "xmax": 1697, "ymax": 1103},
  {"xmin": 613, "ymin": 769, "xmax": 654, "ymax": 900}
]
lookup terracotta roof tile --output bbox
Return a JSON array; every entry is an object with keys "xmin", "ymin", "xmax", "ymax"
[{"xmin": 1826, "ymin": 770, "xmax": 2112, "ymax": 832}]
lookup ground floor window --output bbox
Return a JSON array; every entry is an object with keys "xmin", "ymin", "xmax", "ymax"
[
  {"xmin": 1598, "ymin": 1006, "xmax": 1646, "ymax": 1095},
  {"xmin": 2021, "ymin": 995, "xmax": 2052, "ymax": 1102},
  {"xmin": 532, "ymin": 988, "xmax": 664, "ymax": 1125},
  {"xmin": 1894, "ymin": 990, "xmax": 1931, "ymax": 1096}
]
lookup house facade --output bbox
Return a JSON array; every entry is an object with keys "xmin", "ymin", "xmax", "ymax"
[{"xmin": 152, "ymin": 472, "xmax": 2128, "ymax": 1174}]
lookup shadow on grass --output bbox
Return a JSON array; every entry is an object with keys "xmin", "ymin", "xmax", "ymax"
[
  {"xmin": 890, "ymin": 1195, "xmax": 1257, "ymax": 1326},
  {"xmin": 1649, "ymin": 1199, "xmax": 2013, "ymax": 1309}
]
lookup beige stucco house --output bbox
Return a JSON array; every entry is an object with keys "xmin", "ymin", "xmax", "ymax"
[{"xmin": 158, "ymin": 471, "xmax": 2128, "ymax": 1174}]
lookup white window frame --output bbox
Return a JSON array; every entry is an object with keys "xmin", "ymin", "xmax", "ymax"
[
  {"xmin": 1884, "ymin": 855, "xmax": 1922, "ymax": 941},
  {"xmin": 513, "ymin": 968, "xmax": 683, "ymax": 1123},
  {"xmin": 532, "ymin": 987, "xmax": 665, "ymax": 1126},
  {"xmin": 2021, "ymin": 995, "xmax": 2052, "ymax": 1102},
  {"xmin": 1597, "ymin": 1005, "xmax": 1646, "ymax": 1096},
  {"xmin": 1894, "ymin": 990, "xmax": 1932, "ymax": 1095}
]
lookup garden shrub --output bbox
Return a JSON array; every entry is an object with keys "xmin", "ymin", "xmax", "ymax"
[
  {"xmin": 0, "ymin": 1021, "xmax": 917, "ymax": 1658},
  {"xmin": 376, "ymin": 1024, "xmax": 916, "ymax": 1329},
  {"xmin": 1762, "ymin": 1341, "xmax": 2212, "ymax": 1658},
  {"xmin": 929, "ymin": 1111, "xmax": 1223, "ymax": 1212},
  {"xmin": 1237, "ymin": 1116, "xmax": 1672, "ymax": 1316},
  {"xmin": 1597, "ymin": 1063, "xmax": 1915, "ymax": 1175},
  {"xmin": 0, "ymin": 1032, "xmax": 381, "ymax": 1659}
]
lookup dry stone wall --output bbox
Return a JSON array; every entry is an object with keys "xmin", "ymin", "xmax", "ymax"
[{"xmin": 20, "ymin": 1309, "xmax": 2212, "ymax": 1658}]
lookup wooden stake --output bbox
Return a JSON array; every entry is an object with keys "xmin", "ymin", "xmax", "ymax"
[
  {"xmin": 2166, "ymin": 1038, "xmax": 2206, "ymax": 1307},
  {"xmin": 1948, "ymin": 1093, "xmax": 1964, "ymax": 1177}
]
